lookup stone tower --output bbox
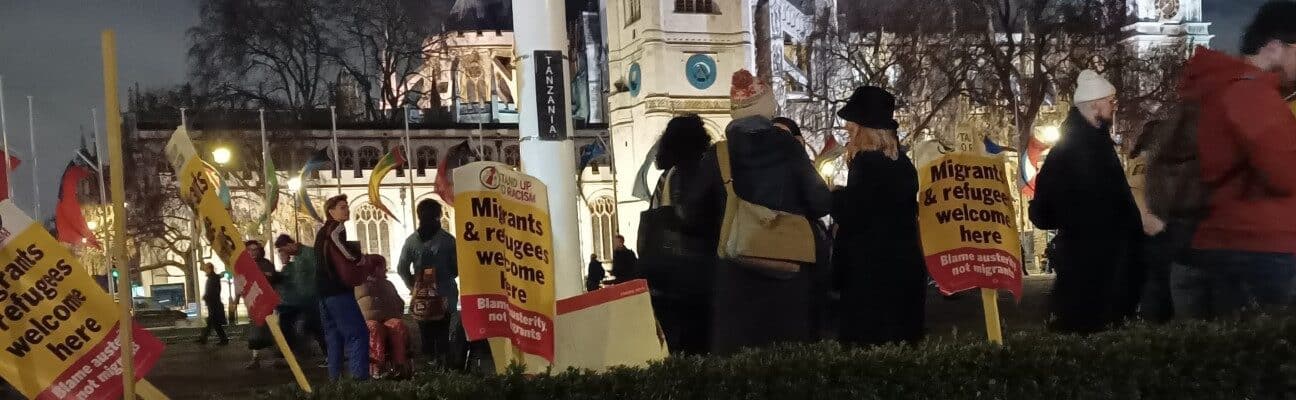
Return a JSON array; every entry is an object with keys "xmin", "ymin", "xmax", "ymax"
[{"xmin": 1126, "ymin": 0, "xmax": 1212, "ymax": 51}]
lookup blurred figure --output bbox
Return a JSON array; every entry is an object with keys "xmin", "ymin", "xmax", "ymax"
[
  {"xmin": 585, "ymin": 254, "xmax": 605, "ymax": 292},
  {"xmin": 610, "ymin": 235, "xmax": 639, "ymax": 283},
  {"xmin": 245, "ymin": 240, "xmax": 281, "ymax": 369},
  {"xmin": 831, "ymin": 86, "xmax": 926, "ymax": 346},
  {"xmin": 1163, "ymin": 2, "xmax": 1296, "ymax": 319},
  {"xmin": 356, "ymin": 256, "xmax": 411, "ymax": 379},
  {"xmin": 195, "ymin": 263, "xmax": 228, "ymax": 346},
  {"xmin": 1030, "ymin": 70, "xmax": 1143, "ymax": 334},
  {"xmin": 1129, "ymin": 121, "xmax": 1176, "ymax": 323},
  {"xmin": 275, "ymin": 234, "xmax": 326, "ymax": 359}
]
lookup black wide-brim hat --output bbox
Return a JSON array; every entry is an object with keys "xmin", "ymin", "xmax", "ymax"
[{"xmin": 837, "ymin": 86, "xmax": 900, "ymax": 130}]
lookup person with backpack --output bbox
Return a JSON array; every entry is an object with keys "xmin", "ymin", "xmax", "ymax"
[
  {"xmin": 396, "ymin": 199, "xmax": 459, "ymax": 368},
  {"xmin": 1128, "ymin": 121, "xmax": 1176, "ymax": 323},
  {"xmin": 1029, "ymin": 70, "xmax": 1145, "ymax": 334},
  {"xmin": 315, "ymin": 195, "xmax": 379, "ymax": 381},
  {"xmin": 1156, "ymin": 2, "xmax": 1296, "ymax": 319},
  {"xmin": 681, "ymin": 70, "xmax": 831, "ymax": 354}
]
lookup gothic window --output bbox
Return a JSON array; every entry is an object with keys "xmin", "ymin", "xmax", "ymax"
[
  {"xmin": 338, "ymin": 146, "xmax": 355, "ymax": 171},
  {"xmin": 358, "ymin": 146, "xmax": 381, "ymax": 170},
  {"xmin": 589, "ymin": 196, "xmax": 618, "ymax": 261},
  {"xmin": 416, "ymin": 146, "xmax": 438, "ymax": 177},
  {"xmin": 504, "ymin": 145, "xmax": 520, "ymax": 167},
  {"xmin": 625, "ymin": 0, "xmax": 641, "ymax": 25},
  {"xmin": 675, "ymin": 0, "xmax": 717, "ymax": 14},
  {"xmin": 353, "ymin": 202, "xmax": 391, "ymax": 258}
]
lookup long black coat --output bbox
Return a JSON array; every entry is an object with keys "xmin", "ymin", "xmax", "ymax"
[
  {"xmin": 832, "ymin": 150, "xmax": 927, "ymax": 346},
  {"xmin": 681, "ymin": 116, "xmax": 832, "ymax": 355},
  {"xmin": 1029, "ymin": 108, "xmax": 1144, "ymax": 334}
]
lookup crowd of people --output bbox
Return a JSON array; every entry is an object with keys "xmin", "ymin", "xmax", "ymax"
[
  {"xmin": 177, "ymin": 0, "xmax": 1296, "ymax": 383},
  {"xmin": 628, "ymin": 1, "xmax": 1296, "ymax": 355}
]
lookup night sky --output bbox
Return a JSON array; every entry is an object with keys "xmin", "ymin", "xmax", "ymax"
[{"xmin": 0, "ymin": 0, "xmax": 1269, "ymax": 220}]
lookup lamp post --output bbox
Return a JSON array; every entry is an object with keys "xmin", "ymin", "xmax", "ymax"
[{"xmin": 210, "ymin": 146, "xmax": 238, "ymax": 323}]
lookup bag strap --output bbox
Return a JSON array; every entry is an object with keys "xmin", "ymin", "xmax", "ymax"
[{"xmin": 715, "ymin": 141, "xmax": 737, "ymax": 199}]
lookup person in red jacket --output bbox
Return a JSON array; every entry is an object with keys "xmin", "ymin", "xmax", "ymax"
[
  {"xmin": 314, "ymin": 195, "xmax": 377, "ymax": 381},
  {"xmin": 1174, "ymin": 1, "xmax": 1296, "ymax": 319}
]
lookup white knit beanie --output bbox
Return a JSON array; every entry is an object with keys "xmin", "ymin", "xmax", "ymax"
[{"xmin": 1073, "ymin": 69, "xmax": 1116, "ymax": 104}]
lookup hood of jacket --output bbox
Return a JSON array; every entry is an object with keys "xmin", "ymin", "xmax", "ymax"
[
  {"xmin": 1181, "ymin": 47, "xmax": 1281, "ymax": 101},
  {"xmin": 725, "ymin": 116, "xmax": 803, "ymax": 170}
]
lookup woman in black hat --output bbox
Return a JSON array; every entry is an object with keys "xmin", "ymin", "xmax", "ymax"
[{"xmin": 831, "ymin": 86, "xmax": 927, "ymax": 346}]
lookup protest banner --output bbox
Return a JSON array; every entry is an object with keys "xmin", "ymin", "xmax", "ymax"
[
  {"xmin": 165, "ymin": 127, "xmax": 310, "ymax": 392},
  {"xmin": 553, "ymin": 280, "xmax": 667, "ymax": 371},
  {"xmin": 454, "ymin": 161, "xmax": 556, "ymax": 369},
  {"xmin": 917, "ymin": 152, "xmax": 1024, "ymax": 343},
  {"xmin": 0, "ymin": 200, "xmax": 165, "ymax": 400}
]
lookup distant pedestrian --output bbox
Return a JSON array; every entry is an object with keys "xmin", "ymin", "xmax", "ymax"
[
  {"xmin": 681, "ymin": 70, "xmax": 831, "ymax": 354},
  {"xmin": 1161, "ymin": 2, "xmax": 1296, "ymax": 319},
  {"xmin": 315, "ymin": 195, "xmax": 377, "ymax": 381},
  {"xmin": 1030, "ymin": 70, "xmax": 1144, "ymax": 334},
  {"xmin": 611, "ymin": 235, "xmax": 639, "ymax": 283},
  {"xmin": 396, "ymin": 199, "xmax": 459, "ymax": 368},
  {"xmin": 585, "ymin": 254, "xmax": 605, "ymax": 292},
  {"xmin": 831, "ymin": 86, "xmax": 926, "ymax": 346},
  {"xmin": 195, "ymin": 263, "xmax": 228, "ymax": 346}
]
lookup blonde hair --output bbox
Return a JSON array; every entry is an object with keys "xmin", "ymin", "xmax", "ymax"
[{"xmin": 847, "ymin": 123, "xmax": 900, "ymax": 161}]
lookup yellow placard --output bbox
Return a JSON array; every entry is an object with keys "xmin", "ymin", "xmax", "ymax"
[{"xmin": 453, "ymin": 161, "xmax": 556, "ymax": 370}]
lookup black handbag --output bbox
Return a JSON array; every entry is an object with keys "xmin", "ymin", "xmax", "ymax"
[{"xmin": 638, "ymin": 169, "xmax": 703, "ymax": 297}]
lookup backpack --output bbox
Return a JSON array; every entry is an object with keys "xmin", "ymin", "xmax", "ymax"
[
  {"xmin": 409, "ymin": 238, "xmax": 449, "ymax": 321},
  {"xmin": 1144, "ymin": 102, "xmax": 1209, "ymax": 220}
]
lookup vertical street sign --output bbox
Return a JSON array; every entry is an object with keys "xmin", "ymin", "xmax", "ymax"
[{"xmin": 534, "ymin": 50, "xmax": 568, "ymax": 141}]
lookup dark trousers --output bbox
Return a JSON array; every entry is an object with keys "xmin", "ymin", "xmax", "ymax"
[
  {"xmin": 278, "ymin": 304, "xmax": 326, "ymax": 356},
  {"xmin": 1048, "ymin": 234, "xmax": 1142, "ymax": 334},
  {"xmin": 1172, "ymin": 250, "xmax": 1296, "ymax": 319},
  {"xmin": 418, "ymin": 317, "xmax": 452, "ymax": 367},
  {"xmin": 320, "ymin": 294, "xmax": 369, "ymax": 381},
  {"xmin": 199, "ymin": 315, "xmax": 228, "ymax": 343},
  {"xmin": 1139, "ymin": 220, "xmax": 1195, "ymax": 323},
  {"xmin": 653, "ymin": 295, "xmax": 710, "ymax": 355}
]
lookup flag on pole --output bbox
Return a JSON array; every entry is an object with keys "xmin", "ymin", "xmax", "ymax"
[
  {"xmin": 256, "ymin": 156, "xmax": 280, "ymax": 230},
  {"xmin": 434, "ymin": 140, "xmax": 476, "ymax": 204},
  {"xmin": 296, "ymin": 149, "xmax": 331, "ymax": 223},
  {"xmin": 577, "ymin": 139, "xmax": 607, "ymax": 171},
  {"xmin": 1021, "ymin": 135, "xmax": 1047, "ymax": 199},
  {"xmin": 368, "ymin": 146, "xmax": 406, "ymax": 221},
  {"xmin": 0, "ymin": 150, "xmax": 21, "ymax": 201},
  {"xmin": 55, "ymin": 160, "xmax": 101, "ymax": 248}
]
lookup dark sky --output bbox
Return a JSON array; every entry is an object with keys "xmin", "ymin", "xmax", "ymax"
[{"xmin": 0, "ymin": 0, "xmax": 1267, "ymax": 220}]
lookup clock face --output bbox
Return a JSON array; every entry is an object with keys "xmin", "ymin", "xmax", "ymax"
[
  {"xmin": 685, "ymin": 54, "xmax": 717, "ymax": 90},
  {"xmin": 1157, "ymin": 0, "xmax": 1179, "ymax": 20},
  {"xmin": 628, "ymin": 63, "xmax": 642, "ymax": 97}
]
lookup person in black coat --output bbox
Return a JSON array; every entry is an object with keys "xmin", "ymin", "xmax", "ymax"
[
  {"xmin": 831, "ymin": 86, "xmax": 927, "ymax": 346},
  {"xmin": 640, "ymin": 114, "xmax": 715, "ymax": 355},
  {"xmin": 681, "ymin": 70, "xmax": 832, "ymax": 354},
  {"xmin": 196, "ymin": 263, "xmax": 228, "ymax": 345},
  {"xmin": 1029, "ymin": 70, "xmax": 1144, "ymax": 334}
]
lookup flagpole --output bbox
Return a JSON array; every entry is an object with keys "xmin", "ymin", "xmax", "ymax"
[
  {"xmin": 101, "ymin": 29, "xmax": 138, "ymax": 399},
  {"xmin": 0, "ymin": 75, "xmax": 12, "ymax": 198},
  {"xmin": 330, "ymin": 106, "xmax": 341, "ymax": 195},
  {"xmin": 91, "ymin": 108, "xmax": 115, "ymax": 298},
  {"xmin": 403, "ymin": 106, "xmax": 416, "ymax": 224},
  {"xmin": 26, "ymin": 96, "xmax": 40, "ymax": 218},
  {"xmin": 260, "ymin": 108, "xmax": 271, "ymax": 247}
]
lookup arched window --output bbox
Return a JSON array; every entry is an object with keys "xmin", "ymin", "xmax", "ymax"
[
  {"xmin": 416, "ymin": 146, "xmax": 437, "ymax": 177},
  {"xmin": 358, "ymin": 146, "xmax": 382, "ymax": 170},
  {"xmin": 504, "ymin": 145, "xmax": 520, "ymax": 167},
  {"xmin": 338, "ymin": 146, "xmax": 356, "ymax": 171},
  {"xmin": 589, "ymin": 196, "xmax": 618, "ymax": 261},
  {"xmin": 675, "ymin": 0, "xmax": 717, "ymax": 14},
  {"xmin": 352, "ymin": 202, "xmax": 391, "ymax": 258},
  {"xmin": 625, "ymin": 0, "xmax": 642, "ymax": 25}
]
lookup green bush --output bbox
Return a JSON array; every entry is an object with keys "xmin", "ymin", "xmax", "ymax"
[{"xmin": 256, "ymin": 318, "xmax": 1296, "ymax": 400}]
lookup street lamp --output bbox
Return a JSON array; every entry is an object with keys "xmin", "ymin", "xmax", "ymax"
[
  {"xmin": 87, "ymin": 219, "xmax": 98, "ymax": 230},
  {"xmin": 211, "ymin": 147, "xmax": 232, "ymax": 166},
  {"xmin": 287, "ymin": 177, "xmax": 303, "ymax": 192},
  {"xmin": 1038, "ymin": 126, "xmax": 1061, "ymax": 144}
]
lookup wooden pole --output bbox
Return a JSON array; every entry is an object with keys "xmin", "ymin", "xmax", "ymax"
[
  {"xmin": 102, "ymin": 28, "xmax": 137, "ymax": 399},
  {"xmin": 981, "ymin": 288, "xmax": 1003, "ymax": 345}
]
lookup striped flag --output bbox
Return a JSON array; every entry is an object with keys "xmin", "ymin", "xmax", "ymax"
[
  {"xmin": 256, "ymin": 156, "xmax": 280, "ymax": 230},
  {"xmin": 296, "ymin": 149, "xmax": 331, "ymax": 223},
  {"xmin": 368, "ymin": 146, "xmax": 406, "ymax": 221}
]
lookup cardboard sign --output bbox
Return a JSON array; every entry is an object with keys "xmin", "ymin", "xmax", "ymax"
[
  {"xmin": 454, "ymin": 162, "xmax": 556, "ymax": 364},
  {"xmin": 918, "ymin": 152, "xmax": 1024, "ymax": 299},
  {"xmin": 553, "ymin": 280, "xmax": 667, "ymax": 371},
  {"xmin": 0, "ymin": 201, "xmax": 164, "ymax": 400},
  {"xmin": 534, "ymin": 50, "xmax": 568, "ymax": 141},
  {"xmin": 165, "ymin": 127, "xmax": 280, "ymax": 324}
]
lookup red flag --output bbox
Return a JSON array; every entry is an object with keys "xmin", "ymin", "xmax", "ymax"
[
  {"xmin": 0, "ymin": 150, "xmax": 21, "ymax": 201},
  {"xmin": 433, "ymin": 141, "xmax": 475, "ymax": 204},
  {"xmin": 55, "ymin": 163, "xmax": 101, "ymax": 248}
]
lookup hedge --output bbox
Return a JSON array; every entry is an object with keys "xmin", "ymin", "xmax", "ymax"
[{"xmin": 256, "ymin": 317, "xmax": 1296, "ymax": 400}]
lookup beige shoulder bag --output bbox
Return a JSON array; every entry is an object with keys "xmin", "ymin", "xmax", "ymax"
[{"xmin": 715, "ymin": 141, "xmax": 817, "ymax": 275}]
